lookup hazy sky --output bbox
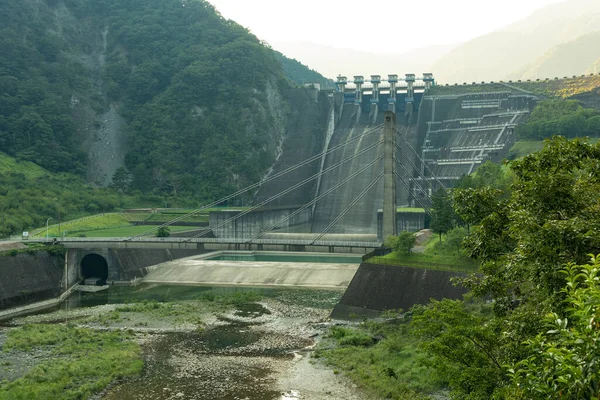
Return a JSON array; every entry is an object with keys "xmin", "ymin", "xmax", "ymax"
[{"xmin": 208, "ymin": 0, "xmax": 566, "ymax": 53}]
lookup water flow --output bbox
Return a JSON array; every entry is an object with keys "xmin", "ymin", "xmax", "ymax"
[
  {"xmin": 311, "ymin": 105, "xmax": 384, "ymax": 235},
  {"xmin": 311, "ymin": 104, "xmax": 336, "ymax": 217}
]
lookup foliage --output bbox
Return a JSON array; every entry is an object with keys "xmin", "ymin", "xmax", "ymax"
[
  {"xmin": 508, "ymin": 256, "xmax": 600, "ymax": 399},
  {"xmin": 156, "ymin": 226, "xmax": 171, "ymax": 237},
  {"xmin": 0, "ymin": 0, "xmax": 88, "ymax": 174},
  {"xmin": 430, "ymin": 189, "xmax": 458, "ymax": 242},
  {"xmin": 0, "ymin": 152, "xmax": 162, "ymax": 238},
  {"xmin": 425, "ymin": 227, "xmax": 468, "ymax": 257},
  {"xmin": 0, "ymin": 324, "xmax": 142, "ymax": 400},
  {"xmin": 516, "ymin": 99, "xmax": 600, "ymax": 140},
  {"xmin": 395, "ymin": 232, "xmax": 417, "ymax": 255},
  {"xmin": 463, "ymin": 137, "xmax": 600, "ymax": 302},
  {"xmin": 412, "ymin": 299, "xmax": 506, "ymax": 400},
  {"xmin": 319, "ymin": 320, "xmax": 445, "ymax": 400},
  {"xmin": 455, "ymin": 161, "xmax": 513, "ymax": 192},
  {"xmin": 410, "ymin": 137, "xmax": 600, "ymax": 399},
  {"xmin": 385, "ymin": 232, "xmax": 417, "ymax": 255},
  {"xmin": 274, "ymin": 51, "xmax": 334, "ymax": 89},
  {"xmin": 453, "ymin": 187, "xmax": 503, "ymax": 228},
  {"xmin": 0, "ymin": 0, "xmax": 322, "ymax": 201}
]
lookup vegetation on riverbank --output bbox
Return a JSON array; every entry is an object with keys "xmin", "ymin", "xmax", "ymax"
[
  {"xmin": 0, "ymin": 324, "xmax": 142, "ymax": 400},
  {"xmin": 317, "ymin": 316, "xmax": 445, "ymax": 400}
]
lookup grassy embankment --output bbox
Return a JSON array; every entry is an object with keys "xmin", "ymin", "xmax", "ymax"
[
  {"xmin": 367, "ymin": 232, "xmax": 478, "ymax": 273},
  {"xmin": 317, "ymin": 316, "xmax": 445, "ymax": 400},
  {"xmin": 33, "ymin": 207, "xmax": 251, "ymax": 238},
  {"xmin": 0, "ymin": 325, "xmax": 142, "ymax": 400}
]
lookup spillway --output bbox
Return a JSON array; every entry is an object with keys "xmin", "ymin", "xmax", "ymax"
[{"xmin": 253, "ymin": 82, "xmax": 537, "ymax": 238}]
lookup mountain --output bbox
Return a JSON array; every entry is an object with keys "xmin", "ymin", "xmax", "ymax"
[
  {"xmin": 274, "ymin": 51, "xmax": 334, "ymax": 88},
  {"xmin": 515, "ymin": 31, "xmax": 600, "ymax": 80},
  {"xmin": 272, "ymin": 41, "xmax": 456, "ymax": 79},
  {"xmin": 431, "ymin": 0, "xmax": 600, "ymax": 83},
  {"xmin": 0, "ymin": 0, "xmax": 324, "ymax": 199}
]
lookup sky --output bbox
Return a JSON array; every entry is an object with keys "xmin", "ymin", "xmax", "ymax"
[{"xmin": 208, "ymin": 0, "xmax": 566, "ymax": 54}]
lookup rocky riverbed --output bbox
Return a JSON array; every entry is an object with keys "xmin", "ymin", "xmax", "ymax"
[{"xmin": 0, "ymin": 286, "xmax": 368, "ymax": 400}]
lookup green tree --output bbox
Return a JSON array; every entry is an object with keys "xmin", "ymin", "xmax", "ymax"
[
  {"xmin": 394, "ymin": 231, "xmax": 416, "ymax": 255},
  {"xmin": 412, "ymin": 137, "xmax": 600, "ymax": 399},
  {"xmin": 110, "ymin": 166, "xmax": 132, "ymax": 193},
  {"xmin": 453, "ymin": 187, "xmax": 502, "ymax": 230},
  {"xmin": 508, "ymin": 256, "xmax": 600, "ymax": 399},
  {"xmin": 430, "ymin": 189, "xmax": 456, "ymax": 243},
  {"xmin": 412, "ymin": 299, "xmax": 506, "ymax": 399},
  {"xmin": 156, "ymin": 226, "xmax": 170, "ymax": 237}
]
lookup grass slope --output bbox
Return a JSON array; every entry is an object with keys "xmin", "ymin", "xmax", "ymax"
[
  {"xmin": 0, "ymin": 324, "xmax": 142, "ymax": 400},
  {"xmin": 317, "ymin": 319, "xmax": 445, "ymax": 400}
]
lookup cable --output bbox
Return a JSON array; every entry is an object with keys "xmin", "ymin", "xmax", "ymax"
[
  {"xmin": 394, "ymin": 171, "xmax": 432, "ymax": 215},
  {"xmin": 393, "ymin": 126, "xmax": 446, "ymax": 189},
  {"xmin": 247, "ymin": 156, "xmax": 384, "ymax": 243},
  {"xmin": 310, "ymin": 172, "xmax": 384, "ymax": 245},
  {"xmin": 394, "ymin": 142, "xmax": 436, "ymax": 193},
  {"xmin": 185, "ymin": 140, "xmax": 383, "ymax": 241},
  {"xmin": 128, "ymin": 123, "xmax": 384, "ymax": 239},
  {"xmin": 394, "ymin": 156, "xmax": 429, "ymax": 199}
]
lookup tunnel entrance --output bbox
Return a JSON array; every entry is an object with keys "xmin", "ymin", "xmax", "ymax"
[{"xmin": 80, "ymin": 254, "xmax": 108, "ymax": 286}]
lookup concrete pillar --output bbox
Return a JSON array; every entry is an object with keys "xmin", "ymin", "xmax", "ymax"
[
  {"xmin": 388, "ymin": 74, "xmax": 398, "ymax": 113},
  {"xmin": 405, "ymin": 73, "xmax": 415, "ymax": 103},
  {"xmin": 383, "ymin": 111, "xmax": 397, "ymax": 239},
  {"xmin": 423, "ymin": 73, "xmax": 434, "ymax": 91},
  {"xmin": 354, "ymin": 75, "xmax": 364, "ymax": 105},
  {"xmin": 371, "ymin": 75, "xmax": 381, "ymax": 103},
  {"xmin": 337, "ymin": 76, "xmax": 347, "ymax": 93}
]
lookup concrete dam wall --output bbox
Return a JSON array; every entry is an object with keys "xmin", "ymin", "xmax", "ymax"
[{"xmin": 253, "ymin": 85, "xmax": 535, "ymax": 237}]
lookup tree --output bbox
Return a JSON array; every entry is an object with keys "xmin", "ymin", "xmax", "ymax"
[
  {"xmin": 110, "ymin": 166, "xmax": 132, "ymax": 193},
  {"xmin": 412, "ymin": 137, "xmax": 600, "ymax": 399},
  {"xmin": 453, "ymin": 187, "xmax": 502, "ymax": 230},
  {"xmin": 430, "ymin": 189, "xmax": 456, "ymax": 242},
  {"xmin": 394, "ymin": 231, "xmax": 416, "ymax": 255},
  {"xmin": 156, "ymin": 226, "xmax": 170, "ymax": 237},
  {"xmin": 508, "ymin": 256, "xmax": 600, "ymax": 399},
  {"xmin": 411, "ymin": 299, "xmax": 506, "ymax": 399}
]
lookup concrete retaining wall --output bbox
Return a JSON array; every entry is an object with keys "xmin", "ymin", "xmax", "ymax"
[
  {"xmin": 331, "ymin": 262, "xmax": 468, "ymax": 319},
  {"xmin": 0, "ymin": 252, "xmax": 65, "ymax": 311}
]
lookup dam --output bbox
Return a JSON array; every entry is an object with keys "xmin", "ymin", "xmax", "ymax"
[{"xmin": 248, "ymin": 74, "xmax": 537, "ymax": 240}]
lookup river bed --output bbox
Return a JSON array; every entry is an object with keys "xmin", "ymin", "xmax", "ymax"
[{"xmin": 0, "ymin": 285, "xmax": 367, "ymax": 400}]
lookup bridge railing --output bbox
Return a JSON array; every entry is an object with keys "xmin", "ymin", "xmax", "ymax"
[
  {"xmin": 33, "ymin": 237, "xmax": 383, "ymax": 248},
  {"xmin": 365, "ymin": 256, "xmax": 477, "ymax": 273}
]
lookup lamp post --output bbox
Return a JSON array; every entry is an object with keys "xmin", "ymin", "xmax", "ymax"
[{"xmin": 46, "ymin": 218, "xmax": 53, "ymax": 241}]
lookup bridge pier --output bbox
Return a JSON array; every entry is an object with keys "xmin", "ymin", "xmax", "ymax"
[{"xmin": 383, "ymin": 111, "xmax": 397, "ymax": 239}]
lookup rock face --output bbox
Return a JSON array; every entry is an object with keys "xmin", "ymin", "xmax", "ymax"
[{"xmin": 7, "ymin": 0, "xmax": 320, "ymax": 192}]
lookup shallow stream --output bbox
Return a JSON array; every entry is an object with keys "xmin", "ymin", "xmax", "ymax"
[{"xmin": 3, "ymin": 285, "xmax": 363, "ymax": 400}]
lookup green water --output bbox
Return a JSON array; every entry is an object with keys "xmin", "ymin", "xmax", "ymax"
[{"xmin": 207, "ymin": 253, "xmax": 362, "ymax": 263}]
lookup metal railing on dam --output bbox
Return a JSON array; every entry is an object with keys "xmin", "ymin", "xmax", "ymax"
[{"xmin": 29, "ymin": 237, "xmax": 383, "ymax": 249}]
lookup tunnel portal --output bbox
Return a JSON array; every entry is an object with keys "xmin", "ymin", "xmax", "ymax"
[{"xmin": 80, "ymin": 254, "xmax": 108, "ymax": 285}]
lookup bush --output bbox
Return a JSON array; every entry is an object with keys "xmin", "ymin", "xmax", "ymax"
[
  {"xmin": 394, "ymin": 232, "xmax": 416, "ymax": 255},
  {"xmin": 156, "ymin": 226, "xmax": 170, "ymax": 237}
]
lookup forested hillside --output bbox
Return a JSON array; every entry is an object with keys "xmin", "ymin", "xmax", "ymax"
[{"xmin": 0, "ymin": 0, "xmax": 326, "ymax": 198}]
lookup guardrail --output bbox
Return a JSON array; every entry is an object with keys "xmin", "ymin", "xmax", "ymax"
[
  {"xmin": 28, "ymin": 237, "xmax": 383, "ymax": 248},
  {"xmin": 365, "ymin": 256, "xmax": 477, "ymax": 273}
]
